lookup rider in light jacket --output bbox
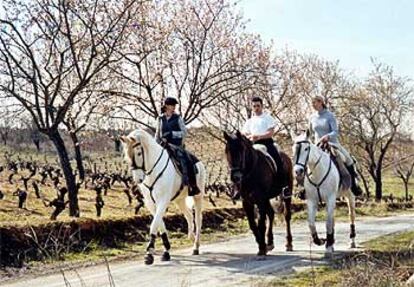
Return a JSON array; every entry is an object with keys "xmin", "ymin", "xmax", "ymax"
[{"xmin": 308, "ymin": 95, "xmax": 363, "ymax": 196}]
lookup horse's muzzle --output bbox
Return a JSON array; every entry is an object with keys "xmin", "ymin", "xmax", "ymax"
[
  {"xmin": 294, "ymin": 166, "xmax": 305, "ymax": 186},
  {"xmin": 230, "ymin": 170, "xmax": 242, "ymax": 184}
]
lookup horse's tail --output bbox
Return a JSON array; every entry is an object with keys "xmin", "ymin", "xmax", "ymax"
[{"xmin": 186, "ymin": 161, "xmax": 206, "ymax": 209}]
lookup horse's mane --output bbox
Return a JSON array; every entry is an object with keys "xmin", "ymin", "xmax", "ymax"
[{"xmin": 127, "ymin": 128, "xmax": 155, "ymax": 145}]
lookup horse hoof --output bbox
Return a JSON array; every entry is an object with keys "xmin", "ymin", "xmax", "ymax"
[
  {"xmin": 161, "ymin": 251, "xmax": 170, "ymax": 261},
  {"xmin": 144, "ymin": 253, "xmax": 154, "ymax": 265},
  {"xmin": 350, "ymin": 242, "xmax": 356, "ymax": 249},
  {"xmin": 314, "ymin": 238, "xmax": 326, "ymax": 246},
  {"xmin": 192, "ymin": 249, "xmax": 199, "ymax": 255},
  {"xmin": 286, "ymin": 245, "xmax": 293, "ymax": 252},
  {"xmin": 266, "ymin": 244, "xmax": 274, "ymax": 252},
  {"xmin": 257, "ymin": 249, "xmax": 267, "ymax": 256}
]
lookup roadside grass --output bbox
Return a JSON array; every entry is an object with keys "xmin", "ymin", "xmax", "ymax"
[{"xmin": 257, "ymin": 231, "xmax": 414, "ymax": 287}]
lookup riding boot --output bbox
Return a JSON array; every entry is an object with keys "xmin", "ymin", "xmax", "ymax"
[
  {"xmin": 346, "ymin": 164, "xmax": 363, "ymax": 196},
  {"xmin": 178, "ymin": 150, "xmax": 199, "ymax": 196},
  {"xmin": 178, "ymin": 150, "xmax": 190, "ymax": 187}
]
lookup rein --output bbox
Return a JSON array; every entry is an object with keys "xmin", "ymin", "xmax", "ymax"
[{"xmin": 129, "ymin": 141, "xmax": 176, "ymax": 203}]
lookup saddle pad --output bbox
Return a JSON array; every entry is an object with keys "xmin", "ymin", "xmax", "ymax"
[{"xmin": 253, "ymin": 144, "xmax": 277, "ymax": 173}]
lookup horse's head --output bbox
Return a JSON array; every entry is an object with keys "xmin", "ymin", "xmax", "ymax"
[
  {"xmin": 120, "ymin": 129, "xmax": 147, "ymax": 183},
  {"xmin": 223, "ymin": 130, "xmax": 253, "ymax": 187},
  {"xmin": 292, "ymin": 130, "xmax": 312, "ymax": 185}
]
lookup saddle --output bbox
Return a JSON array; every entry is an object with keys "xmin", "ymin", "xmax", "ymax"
[
  {"xmin": 164, "ymin": 143, "xmax": 200, "ymax": 176},
  {"xmin": 318, "ymin": 142, "xmax": 352, "ymax": 191},
  {"xmin": 252, "ymin": 144, "xmax": 278, "ymax": 174}
]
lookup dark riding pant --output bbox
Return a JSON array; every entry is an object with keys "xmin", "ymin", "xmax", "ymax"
[{"xmin": 175, "ymin": 148, "xmax": 199, "ymax": 196}]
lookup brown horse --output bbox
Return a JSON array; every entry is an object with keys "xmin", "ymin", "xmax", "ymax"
[{"xmin": 224, "ymin": 131, "xmax": 293, "ymax": 255}]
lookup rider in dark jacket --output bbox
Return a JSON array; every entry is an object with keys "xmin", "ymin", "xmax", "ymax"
[{"xmin": 155, "ymin": 97, "xmax": 199, "ymax": 196}]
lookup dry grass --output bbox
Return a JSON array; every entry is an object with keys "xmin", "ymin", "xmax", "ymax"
[{"xmin": 0, "ymin": 141, "xmax": 236, "ymax": 227}]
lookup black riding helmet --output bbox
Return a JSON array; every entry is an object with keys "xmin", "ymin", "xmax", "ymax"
[{"xmin": 164, "ymin": 97, "xmax": 178, "ymax": 106}]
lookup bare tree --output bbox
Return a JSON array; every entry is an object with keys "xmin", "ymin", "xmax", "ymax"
[
  {"xmin": 0, "ymin": 0, "xmax": 145, "ymax": 216},
  {"xmin": 392, "ymin": 135, "xmax": 414, "ymax": 201},
  {"xmin": 106, "ymin": 0, "xmax": 262, "ymax": 130},
  {"xmin": 341, "ymin": 61, "xmax": 413, "ymax": 201}
]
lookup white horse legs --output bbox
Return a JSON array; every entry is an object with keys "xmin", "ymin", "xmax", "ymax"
[
  {"xmin": 308, "ymin": 200, "xmax": 325, "ymax": 246},
  {"xmin": 325, "ymin": 200, "xmax": 335, "ymax": 253},
  {"xmin": 176, "ymin": 195, "xmax": 202, "ymax": 255},
  {"xmin": 144, "ymin": 202, "xmax": 169, "ymax": 265},
  {"xmin": 347, "ymin": 194, "xmax": 357, "ymax": 248},
  {"xmin": 193, "ymin": 194, "xmax": 203, "ymax": 255},
  {"xmin": 307, "ymin": 197, "xmax": 337, "ymax": 253}
]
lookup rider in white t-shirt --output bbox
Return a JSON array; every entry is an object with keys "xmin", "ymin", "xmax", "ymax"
[{"xmin": 242, "ymin": 97, "xmax": 288, "ymax": 192}]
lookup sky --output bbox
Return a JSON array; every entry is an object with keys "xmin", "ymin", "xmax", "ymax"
[{"xmin": 239, "ymin": 0, "xmax": 414, "ymax": 78}]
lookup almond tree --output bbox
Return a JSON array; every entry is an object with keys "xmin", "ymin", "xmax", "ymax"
[
  {"xmin": 341, "ymin": 61, "xmax": 413, "ymax": 201},
  {"xmin": 0, "ymin": 0, "xmax": 145, "ymax": 216},
  {"xmin": 107, "ymin": 0, "xmax": 262, "ymax": 129},
  {"xmin": 392, "ymin": 135, "xmax": 414, "ymax": 201}
]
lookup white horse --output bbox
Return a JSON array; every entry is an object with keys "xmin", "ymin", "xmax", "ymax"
[
  {"xmin": 121, "ymin": 128, "xmax": 206, "ymax": 265},
  {"xmin": 292, "ymin": 131, "xmax": 357, "ymax": 254}
]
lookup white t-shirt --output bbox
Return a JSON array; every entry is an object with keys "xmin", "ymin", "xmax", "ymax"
[{"xmin": 242, "ymin": 112, "xmax": 276, "ymax": 136}]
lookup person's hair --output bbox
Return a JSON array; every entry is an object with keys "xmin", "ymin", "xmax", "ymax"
[
  {"xmin": 160, "ymin": 105, "xmax": 166, "ymax": 114},
  {"xmin": 251, "ymin": 97, "xmax": 263, "ymax": 105}
]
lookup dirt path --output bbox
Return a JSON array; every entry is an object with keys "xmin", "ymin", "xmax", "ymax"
[{"xmin": 2, "ymin": 214, "xmax": 414, "ymax": 287}]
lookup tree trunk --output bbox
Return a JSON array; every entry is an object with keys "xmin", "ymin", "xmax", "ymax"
[
  {"xmin": 358, "ymin": 170, "xmax": 370, "ymax": 198},
  {"xmin": 114, "ymin": 138, "xmax": 121, "ymax": 153},
  {"xmin": 375, "ymin": 166, "xmax": 382, "ymax": 202},
  {"xmin": 48, "ymin": 130, "xmax": 79, "ymax": 217},
  {"xmin": 70, "ymin": 131, "xmax": 85, "ymax": 181},
  {"xmin": 404, "ymin": 180, "xmax": 409, "ymax": 202},
  {"xmin": 33, "ymin": 139, "xmax": 40, "ymax": 151}
]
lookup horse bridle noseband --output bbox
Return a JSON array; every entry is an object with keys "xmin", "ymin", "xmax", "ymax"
[
  {"xmin": 229, "ymin": 143, "xmax": 257, "ymax": 182},
  {"xmin": 295, "ymin": 140, "xmax": 332, "ymax": 204},
  {"xmin": 130, "ymin": 142, "xmax": 166, "ymax": 177},
  {"xmin": 129, "ymin": 141, "xmax": 171, "ymax": 202}
]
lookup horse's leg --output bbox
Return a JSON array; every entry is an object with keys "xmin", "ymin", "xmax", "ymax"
[
  {"xmin": 145, "ymin": 201, "xmax": 168, "ymax": 265},
  {"xmin": 325, "ymin": 197, "xmax": 336, "ymax": 253},
  {"xmin": 257, "ymin": 202, "xmax": 268, "ymax": 256},
  {"xmin": 176, "ymin": 196, "xmax": 195, "ymax": 241},
  {"xmin": 347, "ymin": 192, "xmax": 357, "ymax": 248},
  {"xmin": 192, "ymin": 193, "xmax": 203, "ymax": 255},
  {"xmin": 242, "ymin": 200, "xmax": 261, "ymax": 254},
  {"xmin": 284, "ymin": 196, "xmax": 293, "ymax": 251},
  {"xmin": 158, "ymin": 220, "xmax": 171, "ymax": 261},
  {"xmin": 265, "ymin": 200, "xmax": 274, "ymax": 252},
  {"xmin": 308, "ymin": 199, "xmax": 324, "ymax": 246}
]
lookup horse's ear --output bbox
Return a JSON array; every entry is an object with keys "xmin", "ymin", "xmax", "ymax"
[
  {"xmin": 236, "ymin": 130, "xmax": 242, "ymax": 139},
  {"xmin": 223, "ymin": 131, "xmax": 231, "ymax": 141},
  {"xmin": 305, "ymin": 129, "xmax": 311, "ymax": 140}
]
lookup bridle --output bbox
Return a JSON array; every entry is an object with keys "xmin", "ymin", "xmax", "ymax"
[
  {"xmin": 294, "ymin": 140, "xmax": 331, "ymax": 203},
  {"xmin": 294, "ymin": 140, "xmax": 323, "ymax": 175},
  {"xmin": 227, "ymin": 140, "xmax": 257, "ymax": 183},
  {"xmin": 129, "ymin": 141, "xmax": 166, "ymax": 177},
  {"xmin": 129, "ymin": 140, "xmax": 170, "ymax": 202}
]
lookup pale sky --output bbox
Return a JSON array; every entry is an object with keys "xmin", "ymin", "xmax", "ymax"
[{"xmin": 239, "ymin": 0, "xmax": 414, "ymax": 78}]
